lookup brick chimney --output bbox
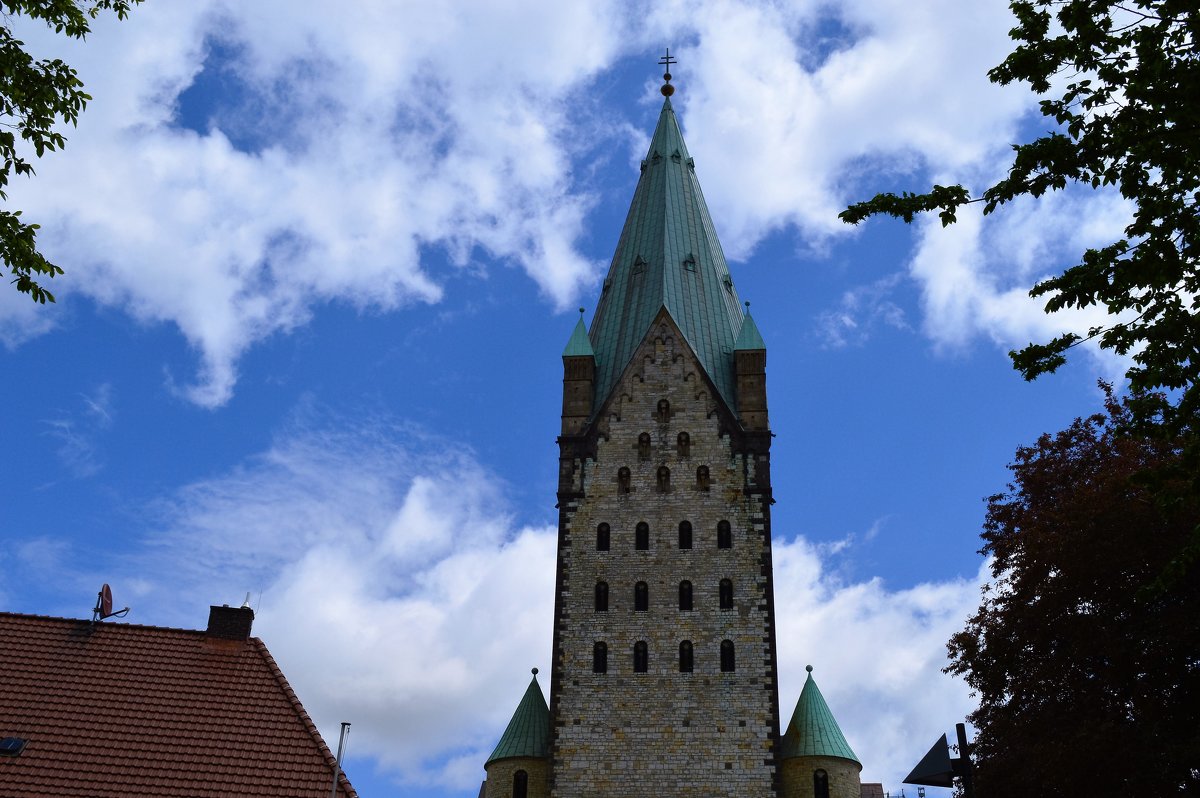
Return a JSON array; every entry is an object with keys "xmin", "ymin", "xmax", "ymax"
[{"xmin": 206, "ymin": 604, "xmax": 254, "ymax": 640}]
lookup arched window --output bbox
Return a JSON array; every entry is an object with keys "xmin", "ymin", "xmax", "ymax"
[
  {"xmin": 656, "ymin": 466, "xmax": 670, "ymax": 493},
  {"xmin": 656, "ymin": 398, "xmax": 670, "ymax": 421},
  {"xmin": 635, "ymin": 581, "xmax": 649, "ymax": 611},
  {"xmin": 814, "ymin": 769, "xmax": 830, "ymax": 798},
  {"xmin": 594, "ymin": 581, "xmax": 608, "ymax": 612},
  {"xmin": 720, "ymin": 640, "xmax": 735, "ymax": 672},
  {"xmin": 635, "ymin": 521, "xmax": 649, "ymax": 550},
  {"xmin": 514, "ymin": 770, "xmax": 529, "ymax": 798},
  {"xmin": 719, "ymin": 578, "xmax": 734, "ymax": 610},
  {"xmin": 679, "ymin": 580, "xmax": 693, "ymax": 611},
  {"xmin": 637, "ymin": 432, "xmax": 652, "ymax": 461},
  {"xmin": 593, "ymin": 642, "xmax": 607, "ymax": 674},
  {"xmin": 696, "ymin": 465, "xmax": 711, "ymax": 491},
  {"xmin": 597, "ymin": 523, "xmax": 610, "ymax": 551},
  {"xmin": 678, "ymin": 520, "xmax": 692, "ymax": 549},
  {"xmin": 717, "ymin": 519, "xmax": 732, "ymax": 549},
  {"xmin": 617, "ymin": 467, "xmax": 631, "ymax": 494},
  {"xmin": 633, "ymin": 641, "xmax": 648, "ymax": 673},
  {"xmin": 677, "ymin": 431, "xmax": 690, "ymax": 458},
  {"xmin": 679, "ymin": 640, "xmax": 694, "ymax": 673}
]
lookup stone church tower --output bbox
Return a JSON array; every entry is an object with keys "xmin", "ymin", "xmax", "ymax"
[{"xmin": 481, "ymin": 71, "xmax": 866, "ymax": 798}]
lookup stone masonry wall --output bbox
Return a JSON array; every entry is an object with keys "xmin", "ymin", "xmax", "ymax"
[
  {"xmin": 551, "ymin": 315, "xmax": 779, "ymax": 797},
  {"xmin": 486, "ymin": 757, "xmax": 551, "ymax": 798},
  {"xmin": 779, "ymin": 755, "xmax": 862, "ymax": 798}
]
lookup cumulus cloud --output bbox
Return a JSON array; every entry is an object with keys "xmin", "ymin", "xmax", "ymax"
[
  {"xmin": 774, "ymin": 535, "xmax": 983, "ymax": 789},
  {"xmin": 0, "ymin": 0, "xmax": 1133, "ymax": 404},
  {"xmin": 65, "ymin": 405, "xmax": 980, "ymax": 793},
  {"xmin": 6, "ymin": 1, "xmax": 614, "ymax": 406}
]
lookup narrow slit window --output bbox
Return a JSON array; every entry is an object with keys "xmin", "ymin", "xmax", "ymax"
[
  {"xmin": 678, "ymin": 520, "xmax": 692, "ymax": 550},
  {"xmin": 594, "ymin": 581, "xmax": 608, "ymax": 612},
  {"xmin": 637, "ymin": 432, "xmax": 652, "ymax": 461},
  {"xmin": 618, "ymin": 467, "xmax": 632, "ymax": 494},
  {"xmin": 696, "ymin": 465, "xmax": 711, "ymax": 491},
  {"xmin": 656, "ymin": 466, "xmax": 671, "ymax": 493},
  {"xmin": 717, "ymin": 519, "xmax": 732, "ymax": 549},
  {"xmin": 635, "ymin": 581, "xmax": 649, "ymax": 611},
  {"xmin": 633, "ymin": 641, "xmax": 648, "ymax": 673},
  {"xmin": 636, "ymin": 522, "xmax": 649, "ymax": 550},
  {"xmin": 814, "ymin": 770, "xmax": 830, "ymax": 798},
  {"xmin": 720, "ymin": 640, "xmax": 735, "ymax": 672},
  {"xmin": 677, "ymin": 431, "xmax": 690, "ymax": 457},
  {"xmin": 514, "ymin": 770, "xmax": 528, "ymax": 798},
  {"xmin": 597, "ymin": 523, "xmax": 610, "ymax": 551},
  {"xmin": 656, "ymin": 399, "xmax": 670, "ymax": 421},
  {"xmin": 593, "ymin": 642, "xmax": 607, "ymax": 674},
  {"xmin": 679, "ymin": 640, "xmax": 694, "ymax": 673},
  {"xmin": 679, "ymin": 581, "xmax": 693, "ymax": 611},
  {"xmin": 719, "ymin": 579, "xmax": 733, "ymax": 610}
]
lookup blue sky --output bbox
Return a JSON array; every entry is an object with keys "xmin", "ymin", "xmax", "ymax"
[{"xmin": 0, "ymin": 2, "xmax": 1131, "ymax": 796}]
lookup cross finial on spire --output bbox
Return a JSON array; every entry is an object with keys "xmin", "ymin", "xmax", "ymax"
[{"xmin": 659, "ymin": 48, "xmax": 677, "ymax": 96}]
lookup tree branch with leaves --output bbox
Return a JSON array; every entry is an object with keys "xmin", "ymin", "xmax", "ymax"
[
  {"xmin": 0, "ymin": 0, "xmax": 140, "ymax": 303},
  {"xmin": 841, "ymin": 0, "xmax": 1200, "ymax": 430}
]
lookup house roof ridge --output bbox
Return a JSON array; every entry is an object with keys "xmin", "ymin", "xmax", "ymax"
[{"xmin": 252, "ymin": 637, "xmax": 359, "ymax": 798}]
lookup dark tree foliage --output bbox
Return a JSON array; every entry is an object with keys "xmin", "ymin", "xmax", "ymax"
[
  {"xmin": 946, "ymin": 388, "xmax": 1200, "ymax": 796},
  {"xmin": 1, "ymin": 0, "xmax": 139, "ymax": 303},
  {"xmin": 841, "ymin": 1, "xmax": 1200, "ymax": 430}
]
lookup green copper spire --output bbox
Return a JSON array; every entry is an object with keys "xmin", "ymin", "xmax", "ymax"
[
  {"xmin": 588, "ymin": 96, "xmax": 746, "ymax": 414},
  {"xmin": 563, "ymin": 310, "xmax": 594, "ymax": 357},
  {"xmin": 779, "ymin": 666, "xmax": 860, "ymax": 764},
  {"xmin": 485, "ymin": 669, "xmax": 550, "ymax": 765},
  {"xmin": 734, "ymin": 305, "xmax": 766, "ymax": 351}
]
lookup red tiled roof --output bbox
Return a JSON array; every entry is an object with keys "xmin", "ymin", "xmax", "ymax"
[{"xmin": 0, "ymin": 612, "xmax": 357, "ymax": 798}]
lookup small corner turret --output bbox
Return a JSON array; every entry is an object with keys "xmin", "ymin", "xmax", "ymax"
[
  {"xmin": 734, "ymin": 303, "xmax": 768, "ymax": 433},
  {"xmin": 560, "ymin": 309, "xmax": 595, "ymax": 438},
  {"xmin": 482, "ymin": 668, "xmax": 550, "ymax": 798},
  {"xmin": 778, "ymin": 666, "xmax": 863, "ymax": 798}
]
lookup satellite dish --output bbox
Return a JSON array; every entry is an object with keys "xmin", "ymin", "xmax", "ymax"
[{"xmin": 91, "ymin": 583, "xmax": 130, "ymax": 623}]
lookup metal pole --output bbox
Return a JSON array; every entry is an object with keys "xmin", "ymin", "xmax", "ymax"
[
  {"xmin": 955, "ymin": 723, "xmax": 974, "ymax": 798},
  {"xmin": 331, "ymin": 722, "xmax": 351, "ymax": 798}
]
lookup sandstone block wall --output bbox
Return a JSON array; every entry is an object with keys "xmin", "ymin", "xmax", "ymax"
[
  {"xmin": 550, "ymin": 316, "xmax": 779, "ymax": 797},
  {"xmin": 486, "ymin": 757, "xmax": 550, "ymax": 798},
  {"xmin": 779, "ymin": 755, "xmax": 862, "ymax": 798}
]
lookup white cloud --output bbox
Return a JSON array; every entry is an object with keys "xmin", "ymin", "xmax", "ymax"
[
  {"xmin": 774, "ymin": 535, "xmax": 983, "ymax": 790},
  {"xmin": 0, "ymin": 0, "xmax": 1133, "ymax": 403},
  {"xmin": 816, "ymin": 273, "xmax": 910, "ymax": 348},
  {"xmin": 907, "ymin": 186, "xmax": 1134, "ymax": 380}
]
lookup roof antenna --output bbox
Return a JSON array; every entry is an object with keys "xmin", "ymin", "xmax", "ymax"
[
  {"xmin": 659, "ymin": 48, "xmax": 677, "ymax": 96},
  {"xmin": 91, "ymin": 583, "xmax": 130, "ymax": 625}
]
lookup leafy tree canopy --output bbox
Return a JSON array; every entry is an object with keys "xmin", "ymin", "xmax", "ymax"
[
  {"xmin": 1, "ymin": 0, "xmax": 139, "ymax": 303},
  {"xmin": 841, "ymin": 0, "xmax": 1200, "ymax": 430},
  {"xmin": 947, "ymin": 388, "xmax": 1200, "ymax": 795}
]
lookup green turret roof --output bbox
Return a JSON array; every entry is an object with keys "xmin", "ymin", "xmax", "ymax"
[
  {"xmin": 734, "ymin": 308, "xmax": 766, "ymax": 351},
  {"xmin": 779, "ymin": 666, "xmax": 860, "ymax": 764},
  {"xmin": 588, "ymin": 96, "xmax": 747, "ymax": 413},
  {"xmin": 563, "ymin": 314, "xmax": 594, "ymax": 357},
  {"xmin": 485, "ymin": 670, "xmax": 550, "ymax": 766}
]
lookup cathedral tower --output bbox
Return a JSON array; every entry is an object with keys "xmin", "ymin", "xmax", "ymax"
[
  {"xmin": 480, "ymin": 67, "xmax": 869, "ymax": 798},
  {"xmin": 548, "ymin": 75, "xmax": 781, "ymax": 797}
]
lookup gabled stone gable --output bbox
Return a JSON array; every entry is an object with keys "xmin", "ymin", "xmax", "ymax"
[{"xmin": 550, "ymin": 311, "xmax": 781, "ymax": 797}]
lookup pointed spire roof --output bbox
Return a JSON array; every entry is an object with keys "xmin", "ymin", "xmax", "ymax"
[
  {"xmin": 485, "ymin": 669, "xmax": 550, "ymax": 766},
  {"xmin": 588, "ymin": 96, "xmax": 746, "ymax": 413},
  {"xmin": 734, "ymin": 306, "xmax": 766, "ymax": 351},
  {"xmin": 563, "ymin": 311, "xmax": 594, "ymax": 357},
  {"xmin": 779, "ymin": 666, "xmax": 860, "ymax": 764}
]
